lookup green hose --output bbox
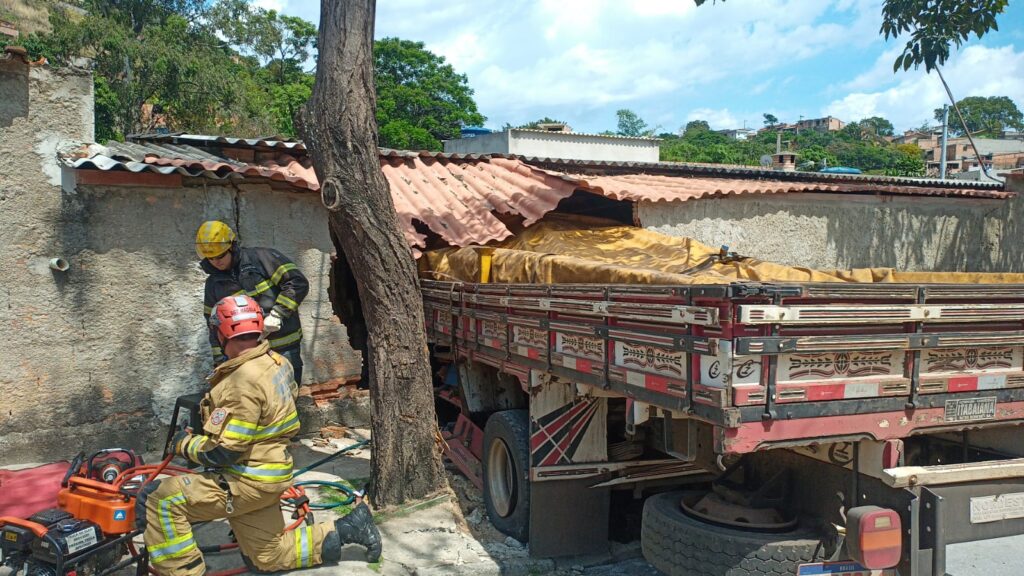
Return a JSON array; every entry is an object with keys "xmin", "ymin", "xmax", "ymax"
[
  {"xmin": 293, "ymin": 480, "xmax": 358, "ymax": 509},
  {"xmin": 287, "ymin": 438, "xmax": 370, "ymax": 510}
]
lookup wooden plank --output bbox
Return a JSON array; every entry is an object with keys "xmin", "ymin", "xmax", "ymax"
[{"xmin": 882, "ymin": 457, "xmax": 1024, "ymax": 488}]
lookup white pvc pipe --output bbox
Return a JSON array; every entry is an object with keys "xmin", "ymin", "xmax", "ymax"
[{"xmin": 49, "ymin": 258, "xmax": 69, "ymax": 272}]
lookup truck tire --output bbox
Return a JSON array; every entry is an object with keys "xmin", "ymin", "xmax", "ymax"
[
  {"xmin": 483, "ymin": 409, "xmax": 531, "ymax": 542},
  {"xmin": 642, "ymin": 491, "xmax": 825, "ymax": 576}
]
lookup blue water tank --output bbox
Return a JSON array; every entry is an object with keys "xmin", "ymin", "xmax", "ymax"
[
  {"xmin": 460, "ymin": 127, "xmax": 491, "ymax": 138},
  {"xmin": 819, "ymin": 166, "xmax": 862, "ymax": 174}
]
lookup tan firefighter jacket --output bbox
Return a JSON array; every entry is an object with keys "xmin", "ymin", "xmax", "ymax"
[{"xmin": 182, "ymin": 341, "xmax": 300, "ymax": 492}]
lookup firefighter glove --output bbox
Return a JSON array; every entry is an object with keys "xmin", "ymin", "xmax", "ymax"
[
  {"xmin": 262, "ymin": 309, "xmax": 284, "ymax": 335},
  {"xmin": 171, "ymin": 428, "xmax": 194, "ymax": 459},
  {"xmin": 134, "ymin": 479, "xmax": 162, "ymax": 532}
]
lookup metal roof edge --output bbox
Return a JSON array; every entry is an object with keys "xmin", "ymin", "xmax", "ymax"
[
  {"xmin": 62, "ymin": 139, "xmax": 1008, "ymax": 195},
  {"xmin": 514, "ymin": 156, "xmax": 1006, "ymax": 191},
  {"xmin": 509, "ymin": 128, "xmax": 662, "ymax": 142}
]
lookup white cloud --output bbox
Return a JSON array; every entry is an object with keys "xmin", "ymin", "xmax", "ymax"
[
  {"xmin": 252, "ymin": 0, "xmax": 285, "ymax": 13},
  {"xmin": 539, "ymin": 0, "xmax": 609, "ymax": 41},
  {"xmin": 750, "ymin": 79, "xmax": 773, "ymax": 95},
  {"xmin": 433, "ymin": 32, "xmax": 486, "ymax": 70},
  {"xmin": 627, "ymin": 0, "xmax": 697, "ymax": 18},
  {"xmin": 687, "ymin": 108, "xmax": 739, "ymax": 130},
  {"xmin": 837, "ymin": 44, "xmax": 906, "ymax": 92},
  {"xmin": 824, "ymin": 45, "xmax": 1024, "ymax": 131},
  {"xmin": 278, "ymin": 0, "xmax": 1020, "ymax": 134},
  {"xmin": 457, "ymin": 0, "xmax": 882, "ymax": 126}
]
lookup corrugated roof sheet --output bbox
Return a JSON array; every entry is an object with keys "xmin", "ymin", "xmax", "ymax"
[
  {"xmin": 554, "ymin": 172, "xmax": 1012, "ymax": 202},
  {"xmin": 63, "ymin": 134, "xmax": 1013, "ymax": 254},
  {"xmin": 383, "ymin": 155, "xmax": 577, "ymax": 250},
  {"xmin": 122, "ymin": 132, "xmax": 1007, "ymax": 191},
  {"xmin": 521, "ymin": 157, "xmax": 1008, "ymax": 190},
  {"xmin": 66, "ymin": 141, "xmax": 579, "ymax": 254},
  {"xmin": 127, "ymin": 133, "xmax": 307, "ymax": 151}
]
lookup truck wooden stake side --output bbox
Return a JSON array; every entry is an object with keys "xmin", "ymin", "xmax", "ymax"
[{"xmin": 423, "ymin": 278, "xmax": 1024, "ymax": 575}]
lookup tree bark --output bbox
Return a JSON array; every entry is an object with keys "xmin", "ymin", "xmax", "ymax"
[{"xmin": 298, "ymin": 0, "xmax": 445, "ymax": 507}]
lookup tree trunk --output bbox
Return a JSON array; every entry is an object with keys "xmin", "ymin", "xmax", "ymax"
[{"xmin": 298, "ymin": 0, "xmax": 445, "ymax": 507}]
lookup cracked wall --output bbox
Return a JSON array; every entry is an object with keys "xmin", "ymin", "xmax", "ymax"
[{"xmin": 0, "ymin": 59, "xmax": 362, "ymax": 464}]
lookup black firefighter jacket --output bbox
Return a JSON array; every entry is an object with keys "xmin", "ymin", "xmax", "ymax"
[{"xmin": 202, "ymin": 246, "xmax": 309, "ymax": 361}]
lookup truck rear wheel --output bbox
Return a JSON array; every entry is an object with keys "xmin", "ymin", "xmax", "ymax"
[
  {"xmin": 642, "ymin": 491, "xmax": 825, "ymax": 575},
  {"xmin": 482, "ymin": 409, "xmax": 531, "ymax": 542}
]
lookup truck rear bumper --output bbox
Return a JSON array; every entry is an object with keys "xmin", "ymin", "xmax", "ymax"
[{"xmin": 902, "ymin": 459, "xmax": 1024, "ymax": 576}]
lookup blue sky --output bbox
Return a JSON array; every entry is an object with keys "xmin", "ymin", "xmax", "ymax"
[{"xmin": 260, "ymin": 0, "xmax": 1024, "ymax": 135}]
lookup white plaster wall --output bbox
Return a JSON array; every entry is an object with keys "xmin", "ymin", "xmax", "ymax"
[
  {"xmin": 442, "ymin": 131, "xmax": 510, "ymax": 155},
  {"xmin": 637, "ymin": 192, "xmax": 1013, "ymax": 272},
  {"xmin": 444, "ymin": 129, "xmax": 659, "ymax": 162},
  {"xmin": 509, "ymin": 130, "xmax": 659, "ymax": 162}
]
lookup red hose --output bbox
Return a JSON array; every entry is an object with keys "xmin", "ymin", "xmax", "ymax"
[{"xmin": 113, "ymin": 454, "xmax": 191, "ymax": 487}]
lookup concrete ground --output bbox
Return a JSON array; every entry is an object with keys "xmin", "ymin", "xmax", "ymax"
[
  {"xmin": 4, "ymin": 434, "xmax": 1023, "ymax": 576},
  {"xmin": 0, "ymin": 432, "xmax": 649, "ymax": 576}
]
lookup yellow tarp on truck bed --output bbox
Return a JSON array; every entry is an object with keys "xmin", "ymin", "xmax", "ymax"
[{"xmin": 419, "ymin": 215, "xmax": 1024, "ymax": 285}]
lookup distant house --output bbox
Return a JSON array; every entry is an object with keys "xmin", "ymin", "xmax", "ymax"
[
  {"xmin": 717, "ymin": 128, "xmax": 757, "ymax": 141},
  {"xmin": 796, "ymin": 116, "xmax": 846, "ymax": 132},
  {"xmin": 895, "ymin": 129, "xmax": 942, "ymax": 149},
  {"xmin": 926, "ymin": 138, "xmax": 1024, "ymax": 174},
  {"xmin": 757, "ymin": 116, "xmax": 846, "ymax": 135}
]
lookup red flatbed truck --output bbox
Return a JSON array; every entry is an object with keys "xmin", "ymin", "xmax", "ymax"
[{"xmin": 424, "ymin": 279, "xmax": 1024, "ymax": 575}]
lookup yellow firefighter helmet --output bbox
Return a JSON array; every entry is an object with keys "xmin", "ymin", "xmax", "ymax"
[{"xmin": 195, "ymin": 220, "xmax": 237, "ymax": 259}]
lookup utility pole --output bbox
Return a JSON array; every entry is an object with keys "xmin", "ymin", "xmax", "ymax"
[{"xmin": 939, "ymin": 104, "xmax": 949, "ymax": 180}]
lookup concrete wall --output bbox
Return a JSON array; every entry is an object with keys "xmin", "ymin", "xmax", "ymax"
[
  {"xmin": 637, "ymin": 190, "xmax": 1024, "ymax": 272},
  {"xmin": 445, "ymin": 129, "xmax": 660, "ymax": 162},
  {"xmin": 0, "ymin": 58, "xmax": 363, "ymax": 464},
  {"xmin": 1, "ymin": 60, "xmax": 105, "ymax": 462},
  {"xmin": 443, "ymin": 130, "xmax": 510, "ymax": 155},
  {"xmin": 0, "ymin": 54, "xmax": 30, "ymax": 129}
]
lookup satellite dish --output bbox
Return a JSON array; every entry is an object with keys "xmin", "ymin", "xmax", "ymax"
[{"xmin": 759, "ymin": 154, "xmax": 773, "ymax": 167}]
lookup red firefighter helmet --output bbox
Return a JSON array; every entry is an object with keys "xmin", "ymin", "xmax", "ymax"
[{"xmin": 210, "ymin": 295, "xmax": 264, "ymax": 340}]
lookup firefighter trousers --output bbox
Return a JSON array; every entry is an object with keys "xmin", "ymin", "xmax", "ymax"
[{"xmin": 142, "ymin": 472, "xmax": 332, "ymax": 576}]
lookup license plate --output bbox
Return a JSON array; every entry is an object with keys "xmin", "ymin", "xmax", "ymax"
[
  {"xmin": 944, "ymin": 396, "xmax": 997, "ymax": 423},
  {"xmin": 970, "ymin": 492, "xmax": 1024, "ymax": 523},
  {"xmin": 797, "ymin": 561, "xmax": 897, "ymax": 575}
]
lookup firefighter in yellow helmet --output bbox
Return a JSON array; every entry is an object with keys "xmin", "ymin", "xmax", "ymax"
[
  {"xmin": 137, "ymin": 295, "xmax": 381, "ymax": 576},
  {"xmin": 195, "ymin": 221, "xmax": 309, "ymax": 383}
]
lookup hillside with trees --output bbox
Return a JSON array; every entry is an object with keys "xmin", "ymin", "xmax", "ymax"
[
  {"xmin": 21, "ymin": 0, "xmax": 484, "ymax": 148},
  {"xmin": 653, "ymin": 112, "xmax": 925, "ymax": 176}
]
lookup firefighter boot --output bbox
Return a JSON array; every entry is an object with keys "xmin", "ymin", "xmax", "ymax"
[{"xmin": 322, "ymin": 503, "xmax": 382, "ymax": 563}]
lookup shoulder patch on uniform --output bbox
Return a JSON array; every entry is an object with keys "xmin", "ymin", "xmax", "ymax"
[{"xmin": 210, "ymin": 408, "xmax": 228, "ymax": 426}]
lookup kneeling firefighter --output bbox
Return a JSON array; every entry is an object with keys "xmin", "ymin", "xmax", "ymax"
[{"xmin": 139, "ymin": 295, "xmax": 381, "ymax": 576}]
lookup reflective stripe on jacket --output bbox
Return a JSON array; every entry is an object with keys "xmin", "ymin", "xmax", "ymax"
[
  {"xmin": 194, "ymin": 342, "xmax": 301, "ymax": 490},
  {"xmin": 202, "ymin": 246, "xmax": 308, "ymax": 359}
]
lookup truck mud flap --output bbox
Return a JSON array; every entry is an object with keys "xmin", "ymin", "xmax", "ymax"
[{"xmin": 528, "ymin": 477, "xmax": 609, "ymax": 558}]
